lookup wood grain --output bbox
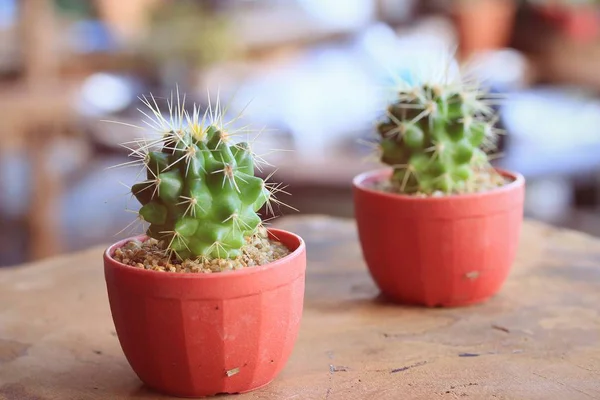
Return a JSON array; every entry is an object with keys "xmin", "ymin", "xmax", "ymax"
[{"xmin": 0, "ymin": 216, "xmax": 599, "ymax": 400}]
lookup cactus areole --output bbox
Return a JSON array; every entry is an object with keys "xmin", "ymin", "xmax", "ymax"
[{"xmin": 374, "ymin": 80, "xmax": 506, "ymax": 196}]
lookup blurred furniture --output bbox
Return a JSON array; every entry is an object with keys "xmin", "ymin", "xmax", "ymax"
[
  {"xmin": 1, "ymin": 215, "xmax": 599, "ymax": 399},
  {"xmin": 0, "ymin": 0, "xmax": 81, "ymax": 261},
  {"xmin": 0, "ymin": 84, "xmax": 76, "ymax": 260}
]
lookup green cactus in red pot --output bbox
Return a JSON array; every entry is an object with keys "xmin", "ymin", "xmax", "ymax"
[
  {"xmin": 352, "ymin": 58, "xmax": 525, "ymax": 307},
  {"xmin": 113, "ymin": 90, "xmax": 293, "ymax": 266},
  {"xmin": 103, "ymin": 90, "xmax": 307, "ymax": 398}
]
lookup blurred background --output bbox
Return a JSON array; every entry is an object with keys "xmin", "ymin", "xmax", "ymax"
[{"xmin": 1, "ymin": 0, "xmax": 600, "ymax": 267}]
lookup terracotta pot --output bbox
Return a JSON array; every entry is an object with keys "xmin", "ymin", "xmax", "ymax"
[
  {"xmin": 561, "ymin": 7, "xmax": 599, "ymax": 42},
  {"xmin": 103, "ymin": 229, "xmax": 306, "ymax": 397},
  {"xmin": 453, "ymin": 0, "xmax": 517, "ymax": 59},
  {"xmin": 533, "ymin": 4, "xmax": 599, "ymax": 42},
  {"xmin": 352, "ymin": 168, "xmax": 525, "ymax": 307}
]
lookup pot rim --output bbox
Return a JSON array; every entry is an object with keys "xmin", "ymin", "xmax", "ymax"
[
  {"xmin": 103, "ymin": 227, "xmax": 305, "ymax": 279},
  {"xmin": 352, "ymin": 167, "xmax": 524, "ymax": 202}
]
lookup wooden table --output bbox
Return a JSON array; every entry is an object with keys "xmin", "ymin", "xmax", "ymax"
[{"xmin": 1, "ymin": 216, "xmax": 599, "ymax": 399}]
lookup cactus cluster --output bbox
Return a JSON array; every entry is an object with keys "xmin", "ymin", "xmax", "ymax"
[
  {"xmin": 375, "ymin": 79, "xmax": 503, "ymax": 195},
  {"xmin": 120, "ymin": 92, "xmax": 284, "ymax": 261}
]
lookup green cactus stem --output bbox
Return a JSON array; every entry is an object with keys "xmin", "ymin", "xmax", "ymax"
[
  {"xmin": 375, "ymin": 79, "xmax": 505, "ymax": 195},
  {"xmin": 115, "ymin": 90, "xmax": 292, "ymax": 261}
]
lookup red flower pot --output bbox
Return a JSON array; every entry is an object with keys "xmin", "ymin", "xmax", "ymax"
[
  {"xmin": 103, "ymin": 229, "xmax": 306, "ymax": 397},
  {"xmin": 533, "ymin": 4, "xmax": 600, "ymax": 43},
  {"xmin": 562, "ymin": 8, "xmax": 599, "ymax": 42},
  {"xmin": 352, "ymin": 168, "xmax": 525, "ymax": 307},
  {"xmin": 453, "ymin": 0, "xmax": 517, "ymax": 59}
]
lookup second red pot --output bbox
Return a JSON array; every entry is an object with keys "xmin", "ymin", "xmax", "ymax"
[{"xmin": 353, "ymin": 168, "xmax": 525, "ymax": 307}]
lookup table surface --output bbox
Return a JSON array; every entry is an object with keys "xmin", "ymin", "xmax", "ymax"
[{"xmin": 1, "ymin": 215, "xmax": 599, "ymax": 400}]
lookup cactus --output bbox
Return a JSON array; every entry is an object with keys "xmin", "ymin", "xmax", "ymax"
[
  {"xmin": 375, "ymin": 78, "xmax": 504, "ymax": 195},
  {"xmin": 115, "ymin": 90, "xmax": 289, "ymax": 261}
]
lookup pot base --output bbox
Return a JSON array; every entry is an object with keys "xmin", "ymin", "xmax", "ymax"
[
  {"xmin": 144, "ymin": 376, "xmax": 275, "ymax": 398},
  {"xmin": 380, "ymin": 291, "xmax": 495, "ymax": 308}
]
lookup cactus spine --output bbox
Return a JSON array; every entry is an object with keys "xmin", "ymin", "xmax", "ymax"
[
  {"xmin": 119, "ymin": 91, "xmax": 285, "ymax": 261},
  {"xmin": 375, "ymin": 77, "xmax": 503, "ymax": 195}
]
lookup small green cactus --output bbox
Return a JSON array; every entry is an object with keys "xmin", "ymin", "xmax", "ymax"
[
  {"xmin": 375, "ymin": 77, "xmax": 504, "ymax": 195},
  {"xmin": 117, "ymin": 90, "xmax": 288, "ymax": 261}
]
